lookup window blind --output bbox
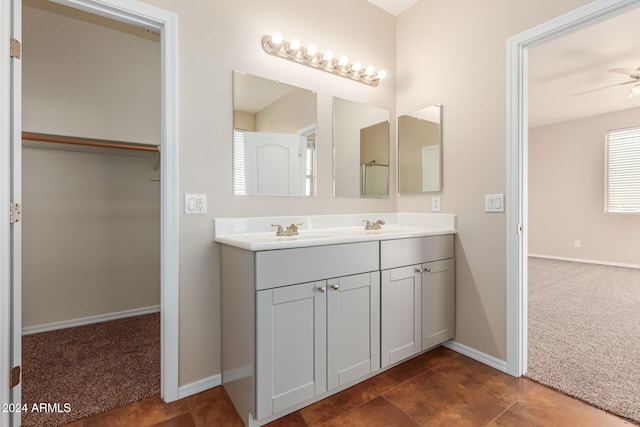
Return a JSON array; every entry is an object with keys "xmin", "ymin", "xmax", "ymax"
[
  {"xmin": 606, "ymin": 126, "xmax": 640, "ymax": 213},
  {"xmin": 233, "ymin": 130, "xmax": 246, "ymax": 195}
]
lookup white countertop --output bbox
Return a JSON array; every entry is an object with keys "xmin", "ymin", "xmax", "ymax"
[{"xmin": 214, "ymin": 213, "xmax": 457, "ymax": 251}]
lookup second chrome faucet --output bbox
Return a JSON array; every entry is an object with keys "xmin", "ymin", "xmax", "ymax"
[
  {"xmin": 272, "ymin": 223, "xmax": 303, "ymax": 236},
  {"xmin": 363, "ymin": 219, "xmax": 385, "ymax": 230}
]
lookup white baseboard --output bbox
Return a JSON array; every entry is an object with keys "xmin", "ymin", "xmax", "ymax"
[
  {"xmin": 443, "ymin": 340, "xmax": 508, "ymax": 373},
  {"xmin": 22, "ymin": 305, "xmax": 161, "ymax": 335},
  {"xmin": 529, "ymin": 254, "xmax": 640, "ymax": 270},
  {"xmin": 178, "ymin": 374, "xmax": 222, "ymax": 400}
]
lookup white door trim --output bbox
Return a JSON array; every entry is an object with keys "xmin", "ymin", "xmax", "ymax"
[
  {"xmin": 0, "ymin": 1, "xmax": 179, "ymax": 423},
  {"xmin": 506, "ymin": 0, "xmax": 640, "ymax": 377}
]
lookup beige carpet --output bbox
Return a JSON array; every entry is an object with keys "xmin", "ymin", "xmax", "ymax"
[
  {"xmin": 22, "ymin": 313, "xmax": 160, "ymax": 426},
  {"xmin": 526, "ymin": 257, "xmax": 640, "ymax": 423}
]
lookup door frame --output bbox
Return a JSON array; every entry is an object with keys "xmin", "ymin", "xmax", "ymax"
[
  {"xmin": 505, "ymin": 0, "xmax": 640, "ymax": 376},
  {"xmin": 0, "ymin": 0, "xmax": 179, "ymax": 424}
]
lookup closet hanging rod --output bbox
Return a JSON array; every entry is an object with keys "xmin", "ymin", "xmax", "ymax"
[{"xmin": 22, "ymin": 132, "xmax": 160, "ymax": 153}]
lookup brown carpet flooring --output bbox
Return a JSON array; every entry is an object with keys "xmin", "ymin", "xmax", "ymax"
[
  {"xmin": 22, "ymin": 313, "xmax": 160, "ymax": 427},
  {"xmin": 526, "ymin": 257, "xmax": 640, "ymax": 423}
]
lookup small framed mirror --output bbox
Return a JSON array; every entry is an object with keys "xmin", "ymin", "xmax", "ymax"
[
  {"xmin": 398, "ymin": 105, "xmax": 442, "ymax": 193},
  {"xmin": 333, "ymin": 97, "xmax": 390, "ymax": 198},
  {"xmin": 232, "ymin": 71, "xmax": 317, "ymax": 197}
]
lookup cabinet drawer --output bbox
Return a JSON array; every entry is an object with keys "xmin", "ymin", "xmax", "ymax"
[
  {"xmin": 256, "ymin": 241, "xmax": 379, "ymax": 290},
  {"xmin": 380, "ymin": 235, "xmax": 453, "ymax": 270}
]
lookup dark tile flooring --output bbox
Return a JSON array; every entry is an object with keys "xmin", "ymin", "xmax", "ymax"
[{"xmin": 64, "ymin": 347, "xmax": 636, "ymax": 427}]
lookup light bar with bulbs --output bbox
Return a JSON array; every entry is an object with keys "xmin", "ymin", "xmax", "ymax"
[{"xmin": 261, "ymin": 32, "xmax": 386, "ymax": 87}]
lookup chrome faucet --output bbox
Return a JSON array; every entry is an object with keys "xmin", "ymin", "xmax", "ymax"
[
  {"xmin": 271, "ymin": 224, "xmax": 284, "ymax": 236},
  {"xmin": 272, "ymin": 223, "xmax": 303, "ymax": 236},
  {"xmin": 284, "ymin": 223, "xmax": 302, "ymax": 236},
  {"xmin": 371, "ymin": 219, "xmax": 385, "ymax": 229},
  {"xmin": 363, "ymin": 219, "xmax": 385, "ymax": 230}
]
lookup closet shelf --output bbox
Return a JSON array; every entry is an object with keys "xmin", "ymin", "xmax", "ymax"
[{"xmin": 22, "ymin": 132, "xmax": 159, "ymax": 152}]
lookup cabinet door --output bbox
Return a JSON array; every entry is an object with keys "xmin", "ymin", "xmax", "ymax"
[
  {"xmin": 327, "ymin": 272, "xmax": 380, "ymax": 390},
  {"xmin": 422, "ymin": 258, "xmax": 455, "ymax": 350},
  {"xmin": 381, "ymin": 266, "xmax": 422, "ymax": 368},
  {"xmin": 256, "ymin": 281, "xmax": 327, "ymax": 419}
]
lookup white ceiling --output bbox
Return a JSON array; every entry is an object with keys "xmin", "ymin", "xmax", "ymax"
[
  {"xmin": 366, "ymin": 0, "xmax": 420, "ymax": 16},
  {"xmin": 529, "ymin": 7, "xmax": 640, "ymax": 128}
]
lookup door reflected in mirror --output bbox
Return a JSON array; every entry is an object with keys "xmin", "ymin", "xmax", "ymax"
[
  {"xmin": 233, "ymin": 71, "xmax": 317, "ymax": 197},
  {"xmin": 398, "ymin": 105, "xmax": 442, "ymax": 194},
  {"xmin": 333, "ymin": 97, "xmax": 390, "ymax": 198}
]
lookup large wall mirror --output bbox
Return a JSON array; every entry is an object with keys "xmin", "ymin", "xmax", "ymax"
[
  {"xmin": 398, "ymin": 105, "xmax": 442, "ymax": 193},
  {"xmin": 232, "ymin": 71, "xmax": 317, "ymax": 196},
  {"xmin": 333, "ymin": 97, "xmax": 390, "ymax": 198}
]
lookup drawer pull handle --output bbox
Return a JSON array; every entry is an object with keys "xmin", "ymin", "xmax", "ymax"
[
  {"xmin": 319, "ymin": 286, "xmax": 326, "ymax": 293},
  {"xmin": 415, "ymin": 268, "xmax": 423, "ymax": 274},
  {"xmin": 426, "ymin": 266, "xmax": 431, "ymax": 273},
  {"xmin": 331, "ymin": 284, "xmax": 340, "ymax": 291}
]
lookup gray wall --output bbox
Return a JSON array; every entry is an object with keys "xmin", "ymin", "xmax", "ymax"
[
  {"xmin": 22, "ymin": 145, "xmax": 161, "ymax": 328},
  {"xmin": 529, "ymin": 108, "xmax": 640, "ymax": 266}
]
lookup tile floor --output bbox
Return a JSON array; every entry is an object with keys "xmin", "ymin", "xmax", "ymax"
[{"xmin": 63, "ymin": 347, "xmax": 636, "ymax": 427}]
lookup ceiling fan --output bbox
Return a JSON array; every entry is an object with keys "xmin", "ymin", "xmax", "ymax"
[{"xmin": 574, "ymin": 66, "xmax": 640, "ymax": 96}]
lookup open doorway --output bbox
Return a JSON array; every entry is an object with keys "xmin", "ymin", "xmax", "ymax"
[
  {"xmin": 20, "ymin": 1, "xmax": 162, "ymax": 424},
  {"xmin": 526, "ymin": 10, "xmax": 640, "ymax": 421},
  {"xmin": 1, "ymin": 0, "xmax": 179, "ymax": 425},
  {"xmin": 507, "ymin": 0, "xmax": 640, "ymax": 424}
]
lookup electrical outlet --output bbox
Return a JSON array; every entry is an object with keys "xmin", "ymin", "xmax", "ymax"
[
  {"xmin": 432, "ymin": 196, "xmax": 441, "ymax": 212},
  {"xmin": 185, "ymin": 194, "xmax": 207, "ymax": 215}
]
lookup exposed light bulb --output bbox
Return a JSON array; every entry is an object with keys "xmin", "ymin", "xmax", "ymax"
[
  {"xmin": 288, "ymin": 38, "xmax": 301, "ymax": 51},
  {"xmin": 261, "ymin": 34, "xmax": 382, "ymax": 87},
  {"xmin": 306, "ymin": 44, "xmax": 318, "ymax": 57},
  {"xmin": 270, "ymin": 32, "xmax": 283, "ymax": 45}
]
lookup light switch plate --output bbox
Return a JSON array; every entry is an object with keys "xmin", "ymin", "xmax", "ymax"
[
  {"xmin": 185, "ymin": 193, "xmax": 207, "ymax": 215},
  {"xmin": 485, "ymin": 194, "xmax": 504, "ymax": 213}
]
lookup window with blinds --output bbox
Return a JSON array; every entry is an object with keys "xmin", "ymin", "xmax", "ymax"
[
  {"xmin": 605, "ymin": 126, "xmax": 640, "ymax": 213},
  {"xmin": 233, "ymin": 129, "xmax": 246, "ymax": 195}
]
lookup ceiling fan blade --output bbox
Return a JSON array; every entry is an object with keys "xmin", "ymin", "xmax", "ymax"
[
  {"xmin": 608, "ymin": 68, "xmax": 640, "ymax": 77},
  {"xmin": 573, "ymin": 80, "xmax": 638, "ymax": 96}
]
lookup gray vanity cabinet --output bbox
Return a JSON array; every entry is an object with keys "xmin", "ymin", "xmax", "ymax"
[
  {"xmin": 380, "ymin": 235, "xmax": 455, "ymax": 367},
  {"xmin": 222, "ymin": 241, "xmax": 380, "ymax": 425},
  {"xmin": 327, "ymin": 273, "xmax": 380, "ymax": 389},
  {"xmin": 380, "ymin": 266, "xmax": 421, "ymax": 368},
  {"xmin": 255, "ymin": 272, "xmax": 380, "ymax": 420},
  {"xmin": 256, "ymin": 281, "xmax": 327, "ymax": 419},
  {"xmin": 421, "ymin": 258, "xmax": 455, "ymax": 350}
]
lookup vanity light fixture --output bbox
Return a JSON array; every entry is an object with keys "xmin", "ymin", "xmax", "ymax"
[{"xmin": 261, "ymin": 32, "xmax": 386, "ymax": 87}]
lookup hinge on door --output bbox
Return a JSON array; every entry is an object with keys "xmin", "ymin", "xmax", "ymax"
[
  {"xmin": 10, "ymin": 37, "xmax": 21, "ymax": 59},
  {"xmin": 10, "ymin": 366, "xmax": 20, "ymax": 388},
  {"xmin": 517, "ymin": 224, "xmax": 523, "ymax": 234},
  {"xmin": 10, "ymin": 202, "xmax": 22, "ymax": 223}
]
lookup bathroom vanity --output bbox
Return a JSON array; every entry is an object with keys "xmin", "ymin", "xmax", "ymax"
[{"xmin": 215, "ymin": 213, "xmax": 456, "ymax": 426}]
